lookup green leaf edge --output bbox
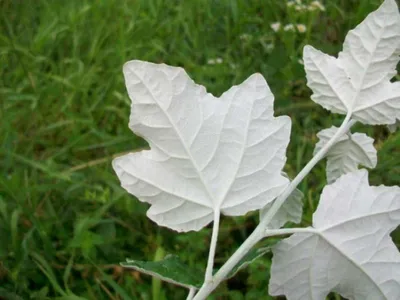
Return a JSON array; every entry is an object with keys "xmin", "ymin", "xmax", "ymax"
[
  {"xmin": 226, "ymin": 246, "xmax": 271, "ymax": 279},
  {"xmin": 122, "ymin": 247, "xmax": 272, "ymax": 290},
  {"xmin": 121, "ymin": 254, "xmax": 203, "ymax": 289}
]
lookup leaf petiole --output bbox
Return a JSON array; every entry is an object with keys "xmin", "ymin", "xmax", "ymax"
[
  {"xmin": 263, "ymin": 227, "xmax": 317, "ymax": 238},
  {"xmin": 204, "ymin": 209, "xmax": 220, "ymax": 283}
]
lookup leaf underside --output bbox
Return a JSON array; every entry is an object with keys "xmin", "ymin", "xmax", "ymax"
[
  {"xmin": 388, "ymin": 120, "xmax": 400, "ymax": 133},
  {"xmin": 113, "ymin": 61, "xmax": 291, "ymax": 232},
  {"xmin": 269, "ymin": 170, "xmax": 400, "ymax": 300},
  {"xmin": 315, "ymin": 126, "xmax": 377, "ymax": 183},
  {"xmin": 260, "ymin": 173, "xmax": 304, "ymax": 229},
  {"xmin": 304, "ymin": 0, "xmax": 400, "ymax": 125}
]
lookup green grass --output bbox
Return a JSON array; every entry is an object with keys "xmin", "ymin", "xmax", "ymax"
[{"xmin": 1, "ymin": 0, "xmax": 399, "ymax": 299}]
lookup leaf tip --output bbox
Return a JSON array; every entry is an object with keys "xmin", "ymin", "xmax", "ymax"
[
  {"xmin": 381, "ymin": 0, "xmax": 399, "ymax": 11},
  {"xmin": 111, "ymin": 154, "xmax": 125, "ymax": 175},
  {"xmin": 334, "ymin": 168, "xmax": 369, "ymax": 188},
  {"xmin": 303, "ymin": 45, "xmax": 317, "ymax": 57},
  {"xmin": 247, "ymin": 72, "xmax": 266, "ymax": 82},
  {"xmin": 123, "ymin": 59, "xmax": 144, "ymax": 74},
  {"xmin": 243, "ymin": 73, "xmax": 271, "ymax": 91},
  {"xmin": 302, "ymin": 45, "xmax": 326, "ymax": 66}
]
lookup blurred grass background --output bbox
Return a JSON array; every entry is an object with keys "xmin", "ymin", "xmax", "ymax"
[{"xmin": 1, "ymin": 0, "xmax": 399, "ymax": 299}]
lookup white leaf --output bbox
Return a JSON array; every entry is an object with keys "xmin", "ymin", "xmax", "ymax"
[
  {"xmin": 304, "ymin": 0, "xmax": 400, "ymax": 125},
  {"xmin": 260, "ymin": 173, "xmax": 303, "ymax": 229},
  {"xmin": 113, "ymin": 61, "xmax": 291, "ymax": 232},
  {"xmin": 314, "ymin": 126, "xmax": 377, "ymax": 183},
  {"xmin": 269, "ymin": 170, "xmax": 400, "ymax": 300},
  {"xmin": 388, "ymin": 120, "xmax": 400, "ymax": 133}
]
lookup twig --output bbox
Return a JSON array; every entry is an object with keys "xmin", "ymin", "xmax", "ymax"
[{"xmin": 63, "ymin": 147, "xmax": 147, "ymax": 173}]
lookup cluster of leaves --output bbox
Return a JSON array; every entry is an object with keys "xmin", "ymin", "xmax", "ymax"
[
  {"xmin": 113, "ymin": 0, "xmax": 400, "ymax": 299},
  {"xmin": 1, "ymin": 0, "xmax": 399, "ymax": 299}
]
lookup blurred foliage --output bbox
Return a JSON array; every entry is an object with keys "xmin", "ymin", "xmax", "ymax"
[{"xmin": 0, "ymin": 0, "xmax": 398, "ymax": 299}]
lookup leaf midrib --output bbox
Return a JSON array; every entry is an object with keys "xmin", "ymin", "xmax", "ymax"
[
  {"xmin": 317, "ymin": 207, "xmax": 399, "ymax": 232},
  {"xmin": 344, "ymin": 15, "xmax": 386, "ymax": 113},
  {"xmin": 134, "ymin": 69, "xmax": 217, "ymax": 208},
  {"xmin": 314, "ymin": 232, "xmax": 387, "ymax": 299}
]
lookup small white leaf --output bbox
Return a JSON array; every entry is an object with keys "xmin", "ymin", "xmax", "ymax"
[
  {"xmin": 388, "ymin": 120, "xmax": 400, "ymax": 133},
  {"xmin": 314, "ymin": 126, "xmax": 377, "ymax": 183},
  {"xmin": 269, "ymin": 170, "xmax": 400, "ymax": 300},
  {"xmin": 113, "ymin": 61, "xmax": 291, "ymax": 232},
  {"xmin": 260, "ymin": 173, "xmax": 303, "ymax": 229},
  {"xmin": 304, "ymin": 0, "xmax": 400, "ymax": 125}
]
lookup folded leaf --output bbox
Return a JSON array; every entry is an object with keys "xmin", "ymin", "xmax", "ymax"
[
  {"xmin": 260, "ymin": 173, "xmax": 303, "ymax": 229},
  {"xmin": 121, "ymin": 255, "xmax": 203, "ymax": 289},
  {"xmin": 388, "ymin": 120, "xmax": 400, "ymax": 133},
  {"xmin": 269, "ymin": 170, "xmax": 400, "ymax": 300},
  {"xmin": 304, "ymin": 0, "xmax": 400, "ymax": 125},
  {"xmin": 113, "ymin": 61, "xmax": 291, "ymax": 232},
  {"xmin": 314, "ymin": 126, "xmax": 377, "ymax": 183}
]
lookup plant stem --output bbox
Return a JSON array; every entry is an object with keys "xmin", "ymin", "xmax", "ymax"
[
  {"xmin": 193, "ymin": 113, "xmax": 355, "ymax": 300},
  {"xmin": 260, "ymin": 114, "xmax": 355, "ymax": 230},
  {"xmin": 194, "ymin": 222, "xmax": 263, "ymax": 300},
  {"xmin": 205, "ymin": 209, "xmax": 220, "ymax": 283},
  {"xmin": 186, "ymin": 287, "xmax": 196, "ymax": 300}
]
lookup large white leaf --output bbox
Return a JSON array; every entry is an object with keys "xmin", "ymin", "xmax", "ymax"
[
  {"xmin": 304, "ymin": 0, "xmax": 400, "ymax": 125},
  {"xmin": 260, "ymin": 173, "xmax": 303, "ymax": 229},
  {"xmin": 314, "ymin": 126, "xmax": 377, "ymax": 183},
  {"xmin": 113, "ymin": 61, "xmax": 291, "ymax": 232},
  {"xmin": 269, "ymin": 170, "xmax": 400, "ymax": 300}
]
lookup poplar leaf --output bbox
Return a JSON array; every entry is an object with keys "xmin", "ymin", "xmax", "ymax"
[
  {"xmin": 314, "ymin": 126, "xmax": 377, "ymax": 183},
  {"xmin": 260, "ymin": 173, "xmax": 303, "ymax": 229},
  {"xmin": 269, "ymin": 170, "xmax": 400, "ymax": 300},
  {"xmin": 388, "ymin": 120, "xmax": 400, "ymax": 133},
  {"xmin": 304, "ymin": 0, "xmax": 400, "ymax": 125},
  {"xmin": 113, "ymin": 61, "xmax": 291, "ymax": 232}
]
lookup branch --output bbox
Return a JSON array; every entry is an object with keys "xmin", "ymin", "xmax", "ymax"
[{"xmin": 192, "ymin": 113, "xmax": 356, "ymax": 300}]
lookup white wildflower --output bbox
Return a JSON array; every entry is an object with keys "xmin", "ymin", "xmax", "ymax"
[
  {"xmin": 298, "ymin": 58, "xmax": 304, "ymax": 65},
  {"xmin": 266, "ymin": 43, "xmax": 274, "ymax": 51},
  {"xmin": 207, "ymin": 58, "xmax": 223, "ymax": 65},
  {"xmin": 296, "ymin": 24, "xmax": 307, "ymax": 33},
  {"xmin": 295, "ymin": 4, "xmax": 307, "ymax": 11},
  {"xmin": 309, "ymin": 0, "xmax": 325, "ymax": 11},
  {"xmin": 284, "ymin": 24, "xmax": 295, "ymax": 32},
  {"xmin": 239, "ymin": 33, "xmax": 251, "ymax": 41},
  {"xmin": 271, "ymin": 22, "xmax": 281, "ymax": 32},
  {"xmin": 287, "ymin": 1, "xmax": 295, "ymax": 7}
]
